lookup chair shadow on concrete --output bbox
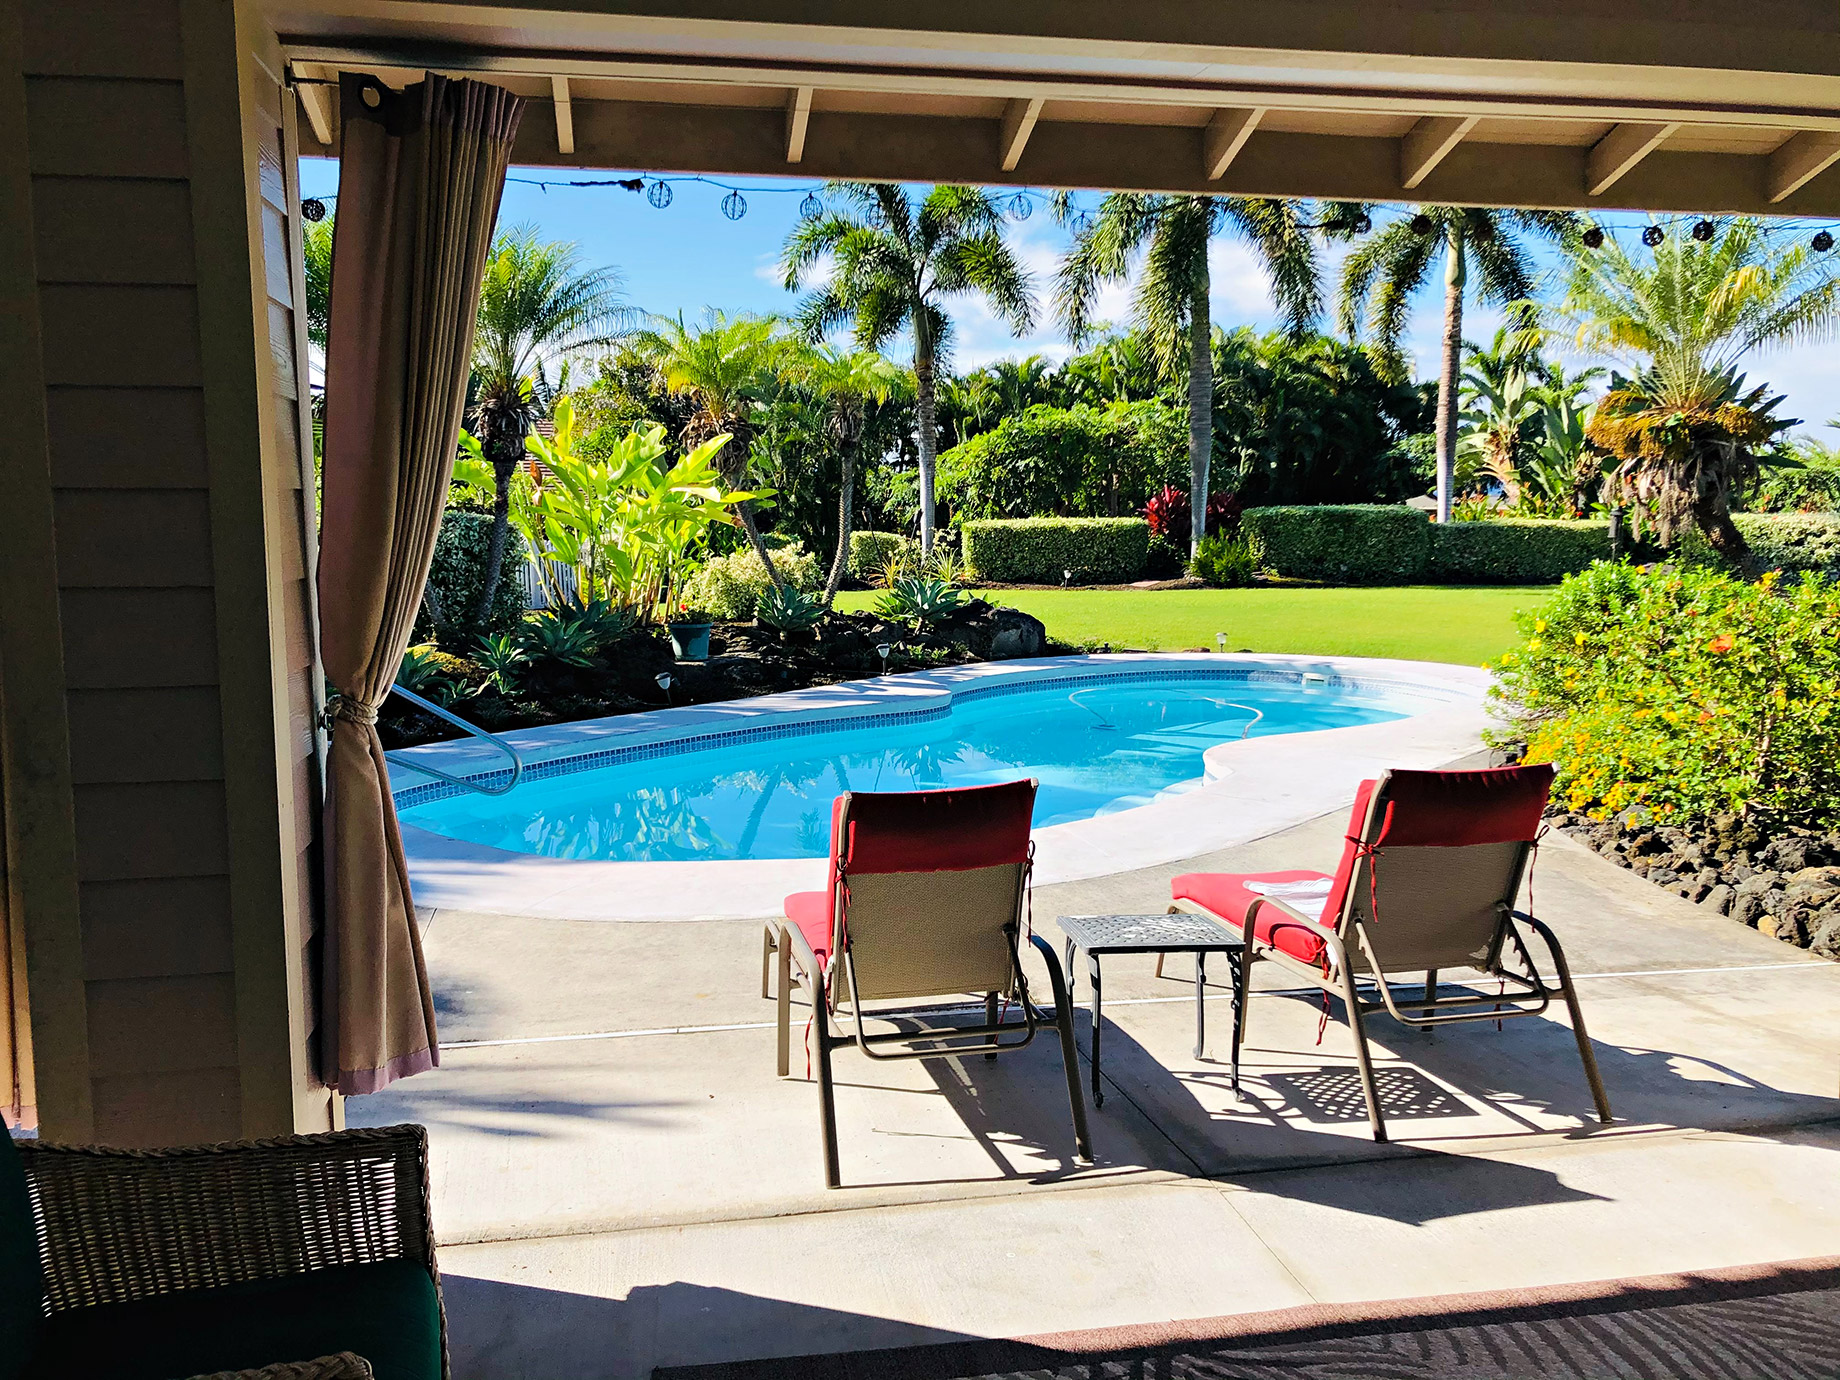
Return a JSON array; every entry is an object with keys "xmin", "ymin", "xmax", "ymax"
[{"xmin": 442, "ymin": 1273, "xmax": 979, "ymax": 1380}]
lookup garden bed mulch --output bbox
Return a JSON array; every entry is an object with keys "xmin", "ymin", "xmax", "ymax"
[
  {"xmin": 1547, "ymin": 809, "xmax": 1840, "ymax": 960},
  {"xmin": 379, "ymin": 599, "xmax": 1047, "ymax": 751}
]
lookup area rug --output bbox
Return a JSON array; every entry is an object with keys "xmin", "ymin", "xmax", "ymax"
[{"xmin": 653, "ymin": 1256, "xmax": 1840, "ymax": 1379}]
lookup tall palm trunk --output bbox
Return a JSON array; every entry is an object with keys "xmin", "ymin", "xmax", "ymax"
[
  {"xmin": 824, "ymin": 442, "xmax": 855, "ymax": 607},
  {"xmin": 691, "ymin": 412, "xmax": 787, "ymax": 603},
  {"xmin": 1433, "ymin": 226, "xmax": 1467, "ymax": 523},
  {"xmin": 1187, "ymin": 263, "xmax": 1214, "ymax": 558},
  {"xmin": 915, "ymin": 317, "xmax": 938, "ymax": 554},
  {"xmin": 735, "ymin": 500, "xmax": 789, "ymax": 599}
]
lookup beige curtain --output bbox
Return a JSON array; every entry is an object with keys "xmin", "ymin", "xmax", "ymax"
[
  {"xmin": 318, "ymin": 73, "xmax": 523, "ymax": 1094},
  {"xmin": 3, "ymin": 802, "xmax": 34, "ymax": 1130}
]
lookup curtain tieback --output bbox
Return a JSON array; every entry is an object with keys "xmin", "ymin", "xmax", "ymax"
[{"xmin": 326, "ymin": 694, "xmax": 380, "ymax": 728}]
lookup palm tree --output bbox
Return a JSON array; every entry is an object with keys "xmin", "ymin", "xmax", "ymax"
[
  {"xmin": 302, "ymin": 214, "xmax": 333, "ymax": 353},
  {"xmin": 470, "ymin": 224, "xmax": 632, "ymax": 623},
  {"xmin": 1338, "ymin": 207, "xmax": 1577, "ymax": 522},
  {"xmin": 781, "ymin": 183, "xmax": 1036, "ymax": 553},
  {"xmin": 1054, "ymin": 194, "xmax": 1323, "ymax": 556},
  {"xmin": 632, "ymin": 310, "xmax": 789, "ymax": 591},
  {"xmin": 1561, "ymin": 217, "xmax": 1837, "ymax": 565},
  {"xmin": 787, "ymin": 346, "xmax": 912, "ymax": 605}
]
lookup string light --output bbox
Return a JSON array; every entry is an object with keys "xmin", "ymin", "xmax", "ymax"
[
  {"xmin": 1008, "ymin": 191, "xmax": 1033, "ymax": 220},
  {"xmin": 1815, "ymin": 230, "xmax": 1835, "ymax": 252},
  {"xmin": 1641, "ymin": 224, "xmax": 1665, "ymax": 247},
  {"xmin": 300, "ymin": 197, "xmax": 327, "ymax": 222},
  {"xmin": 1691, "ymin": 218, "xmax": 1716, "ymax": 242},
  {"xmin": 1409, "ymin": 213, "xmax": 1434, "ymax": 235},
  {"xmin": 1582, "ymin": 225, "xmax": 1605, "ymax": 249},
  {"xmin": 1351, "ymin": 212, "xmax": 1373, "ymax": 234},
  {"xmin": 646, "ymin": 181, "xmax": 673, "ymax": 209},
  {"xmin": 721, "ymin": 189, "xmax": 747, "ymax": 221},
  {"xmin": 798, "ymin": 190, "xmax": 823, "ymax": 219}
]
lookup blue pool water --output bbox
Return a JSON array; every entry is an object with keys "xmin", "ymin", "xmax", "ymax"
[{"xmin": 400, "ymin": 673, "xmax": 1426, "ymax": 863}]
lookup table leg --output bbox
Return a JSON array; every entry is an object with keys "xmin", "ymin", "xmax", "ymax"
[
  {"xmin": 1230, "ymin": 947, "xmax": 1246, "ymax": 1095},
  {"xmin": 1194, "ymin": 951, "xmax": 1207, "ymax": 1059},
  {"xmin": 1087, "ymin": 951, "xmax": 1104, "ymax": 1109},
  {"xmin": 1064, "ymin": 938, "xmax": 1077, "ymax": 1004}
]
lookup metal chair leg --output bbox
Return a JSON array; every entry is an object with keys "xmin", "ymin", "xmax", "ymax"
[
  {"xmin": 761, "ymin": 923, "xmax": 776, "ymax": 1000},
  {"xmin": 1030, "ymin": 934, "xmax": 1092, "ymax": 1162},
  {"xmin": 1526, "ymin": 917, "xmax": 1613, "ymax": 1124},
  {"xmin": 1340, "ymin": 964, "xmax": 1388, "ymax": 1143},
  {"xmin": 776, "ymin": 928, "xmax": 793, "ymax": 1078},
  {"xmin": 811, "ymin": 967, "xmax": 841, "ymax": 1188},
  {"xmin": 1424, "ymin": 968, "xmax": 1438, "ymax": 1005},
  {"xmin": 984, "ymin": 992, "xmax": 999, "ymax": 1060}
]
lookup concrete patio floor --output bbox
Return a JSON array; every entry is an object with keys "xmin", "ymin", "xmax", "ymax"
[{"xmin": 356, "ymin": 795, "xmax": 1840, "ymax": 1378}]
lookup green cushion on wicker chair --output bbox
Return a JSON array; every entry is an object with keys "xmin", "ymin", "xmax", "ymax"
[
  {"xmin": 28, "ymin": 1258, "xmax": 441, "ymax": 1380},
  {"xmin": 1, "ymin": 1131, "xmax": 45, "ymax": 1380}
]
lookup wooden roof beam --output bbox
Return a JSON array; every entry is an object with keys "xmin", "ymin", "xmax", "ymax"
[
  {"xmin": 1202, "ymin": 106, "xmax": 1262, "ymax": 180},
  {"xmin": 998, "ymin": 97, "xmax": 1043, "ymax": 172},
  {"xmin": 291, "ymin": 65, "xmax": 333, "ymax": 148},
  {"xmin": 1400, "ymin": 114, "xmax": 1478, "ymax": 190},
  {"xmin": 785, "ymin": 85, "xmax": 813, "ymax": 163},
  {"xmin": 1586, "ymin": 121, "xmax": 1679, "ymax": 196},
  {"xmin": 1768, "ymin": 130, "xmax": 1840, "ymax": 202},
  {"xmin": 551, "ymin": 75, "xmax": 575, "ymax": 155}
]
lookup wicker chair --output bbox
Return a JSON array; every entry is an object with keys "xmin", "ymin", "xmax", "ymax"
[{"xmin": 2, "ymin": 1124, "xmax": 444, "ymax": 1380}]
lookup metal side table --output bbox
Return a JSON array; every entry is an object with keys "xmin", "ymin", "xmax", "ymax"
[{"xmin": 1059, "ymin": 912, "xmax": 1247, "ymax": 1108}]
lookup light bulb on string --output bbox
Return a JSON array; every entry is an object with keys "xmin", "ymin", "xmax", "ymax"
[
  {"xmin": 1351, "ymin": 212, "xmax": 1372, "ymax": 234},
  {"xmin": 1008, "ymin": 192, "xmax": 1033, "ymax": 221},
  {"xmin": 646, "ymin": 181, "xmax": 673, "ymax": 209},
  {"xmin": 721, "ymin": 189, "xmax": 748, "ymax": 221},
  {"xmin": 798, "ymin": 190, "xmax": 823, "ymax": 220},
  {"xmin": 1409, "ymin": 213, "xmax": 1433, "ymax": 235},
  {"xmin": 300, "ymin": 198, "xmax": 327, "ymax": 223},
  {"xmin": 1815, "ymin": 230, "xmax": 1835, "ymax": 253},
  {"xmin": 1691, "ymin": 219, "xmax": 1716, "ymax": 242},
  {"xmin": 1582, "ymin": 225, "xmax": 1605, "ymax": 249},
  {"xmin": 1641, "ymin": 224, "xmax": 1664, "ymax": 247}
]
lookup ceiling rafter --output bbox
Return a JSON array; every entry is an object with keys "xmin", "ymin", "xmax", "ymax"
[
  {"xmin": 998, "ymin": 96, "xmax": 1043, "ymax": 172},
  {"xmin": 1400, "ymin": 114, "xmax": 1477, "ymax": 189},
  {"xmin": 1202, "ymin": 107, "xmax": 1262, "ymax": 180},
  {"xmin": 1768, "ymin": 130, "xmax": 1840, "ymax": 202},
  {"xmin": 551, "ymin": 75, "xmax": 574, "ymax": 155},
  {"xmin": 785, "ymin": 85, "xmax": 813, "ymax": 163},
  {"xmin": 1586, "ymin": 121, "xmax": 1679, "ymax": 196}
]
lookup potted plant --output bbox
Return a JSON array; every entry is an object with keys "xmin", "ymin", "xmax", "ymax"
[{"xmin": 667, "ymin": 605, "xmax": 715, "ymax": 661}]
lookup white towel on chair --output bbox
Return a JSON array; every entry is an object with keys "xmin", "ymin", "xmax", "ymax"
[{"xmin": 1244, "ymin": 877, "xmax": 1333, "ymax": 921}]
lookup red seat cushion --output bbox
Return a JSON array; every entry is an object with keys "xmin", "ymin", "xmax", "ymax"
[
  {"xmin": 1170, "ymin": 869, "xmax": 1337, "ymax": 966},
  {"xmin": 782, "ymin": 890, "xmax": 833, "ymax": 965}
]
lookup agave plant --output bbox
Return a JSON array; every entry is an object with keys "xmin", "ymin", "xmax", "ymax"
[
  {"xmin": 755, "ymin": 583, "xmax": 824, "ymax": 633},
  {"xmin": 472, "ymin": 632, "xmax": 529, "ymax": 696},
  {"xmin": 876, "ymin": 575, "xmax": 966, "ymax": 629},
  {"xmin": 519, "ymin": 608, "xmax": 602, "ymax": 669}
]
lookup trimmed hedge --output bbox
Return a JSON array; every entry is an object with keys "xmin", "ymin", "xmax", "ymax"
[
  {"xmin": 418, "ymin": 507, "xmax": 528, "ymax": 641},
  {"xmin": 1737, "ymin": 512, "xmax": 1840, "ymax": 573},
  {"xmin": 849, "ymin": 530, "xmax": 916, "ymax": 578},
  {"xmin": 1430, "ymin": 519, "xmax": 1612, "ymax": 584},
  {"xmin": 962, "ymin": 518, "xmax": 1150, "ymax": 585},
  {"xmin": 1242, "ymin": 505, "xmax": 1430, "ymax": 584},
  {"xmin": 681, "ymin": 542, "xmax": 821, "ymax": 619}
]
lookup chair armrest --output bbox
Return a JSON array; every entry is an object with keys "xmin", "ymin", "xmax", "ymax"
[
  {"xmin": 18, "ymin": 1125, "xmax": 434, "ymax": 1316},
  {"xmin": 190, "ymin": 1353, "xmax": 375, "ymax": 1380}
]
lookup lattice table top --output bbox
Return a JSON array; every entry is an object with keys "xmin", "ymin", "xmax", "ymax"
[{"xmin": 1057, "ymin": 912, "xmax": 1242, "ymax": 954}]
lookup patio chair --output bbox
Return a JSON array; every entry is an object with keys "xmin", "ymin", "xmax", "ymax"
[
  {"xmin": 2, "ymin": 1123, "xmax": 443, "ymax": 1380},
  {"xmin": 1168, "ymin": 764, "xmax": 1613, "ymax": 1143},
  {"xmin": 769, "ymin": 779, "xmax": 1092, "ymax": 1188}
]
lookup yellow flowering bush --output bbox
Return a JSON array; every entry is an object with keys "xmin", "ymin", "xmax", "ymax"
[{"xmin": 1488, "ymin": 562, "xmax": 1840, "ymax": 826}]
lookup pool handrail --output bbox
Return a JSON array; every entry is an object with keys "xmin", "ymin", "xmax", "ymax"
[{"xmin": 383, "ymin": 683, "xmax": 524, "ymax": 797}]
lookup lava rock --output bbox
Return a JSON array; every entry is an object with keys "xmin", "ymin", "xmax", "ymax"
[{"xmin": 1701, "ymin": 883, "xmax": 1735, "ymax": 915}]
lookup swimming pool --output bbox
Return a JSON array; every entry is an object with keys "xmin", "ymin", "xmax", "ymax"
[{"xmin": 398, "ymin": 668, "xmax": 1443, "ymax": 864}]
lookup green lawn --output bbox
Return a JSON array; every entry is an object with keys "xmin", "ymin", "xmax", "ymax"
[{"xmin": 836, "ymin": 585, "xmax": 1553, "ymax": 666}]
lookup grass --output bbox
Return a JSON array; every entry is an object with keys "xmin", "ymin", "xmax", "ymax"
[{"xmin": 836, "ymin": 585, "xmax": 1552, "ymax": 666}]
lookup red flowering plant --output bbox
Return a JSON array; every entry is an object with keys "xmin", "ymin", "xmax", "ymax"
[
  {"xmin": 1143, "ymin": 486, "xmax": 1243, "ymax": 541},
  {"xmin": 1487, "ymin": 561, "xmax": 1840, "ymax": 827}
]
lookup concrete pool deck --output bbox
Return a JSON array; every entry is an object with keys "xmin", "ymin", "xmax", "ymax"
[
  {"xmin": 392, "ymin": 653, "xmax": 1492, "ymax": 921},
  {"xmin": 354, "ymin": 791, "xmax": 1840, "ymax": 1378}
]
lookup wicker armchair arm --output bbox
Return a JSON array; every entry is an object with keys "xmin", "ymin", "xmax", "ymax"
[
  {"xmin": 189, "ymin": 1353, "xmax": 375, "ymax": 1380},
  {"xmin": 18, "ymin": 1125, "xmax": 432, "ymax": 1316}
]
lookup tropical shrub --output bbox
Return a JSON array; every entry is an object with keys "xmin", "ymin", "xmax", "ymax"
[
  {"xmin": 876, "ymin": 576, "xmax": 966, "ymax": 628},
  {"xmin": 681, "ymin": 541, "xmax": 822, "ymax": 619},
  {"xmin": 935, "ymin": 401, "xmax": 1186, "ymax": 522},
  {"xmin": 418, "ymin": 508, "xmax": 528, "ymax": 643},
  {"xmin": 962, "ymin": 518, "xmax": 1151, "ymax": 585},
  {"xmin": 1428, "ymin": 519, "xmax": 1612, "ymax": 584},
  {"xmin": 849, "ymin": 531, "xmax": 917, "ymax": 582},
  {"xmin": 755, "ymin": 582, "xmax": 824, "ymax": 633},
  {"xmin": 396, "ymin": 644, "xmax": 478, "ymax": 704},
  {"xmin": 1143, "ymin": 486, "xmax": 1242, "ymax": 541},
  {"xmin": 1676, "ymin": 512, "xmax": 1840, "ymax": 576},
  {"xmin": 1746, "ymin": 435, "xmax": 1840, "ymax": 513},
  {"xmin": 1490, "ymin": 562, "xmax": 1840, "ymax": 828},
  {"xmin": 473, "ymin": 632, "xmax": 529, "ymax": 695},
  {"xmin": 1241, "ymin": 505, "xmax": 1431, "ymax": 584},
  {"xmin": 1190, "ymin": 533, "xmax": 1256, "ymax": 587}
]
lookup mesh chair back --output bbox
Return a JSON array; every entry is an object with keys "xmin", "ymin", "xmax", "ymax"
[
  {"xmin": 1326, "ymin": 765, "xmax": 1554, "ymax": 976},
  {"xmin": 829, "ymin": 780, "xmax": 1035, "ymax": 1002}
]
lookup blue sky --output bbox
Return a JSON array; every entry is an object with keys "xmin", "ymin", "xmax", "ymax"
[{"xmin": 301, "ymin": 160, "xmax": 1840, "ymax": 438}]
